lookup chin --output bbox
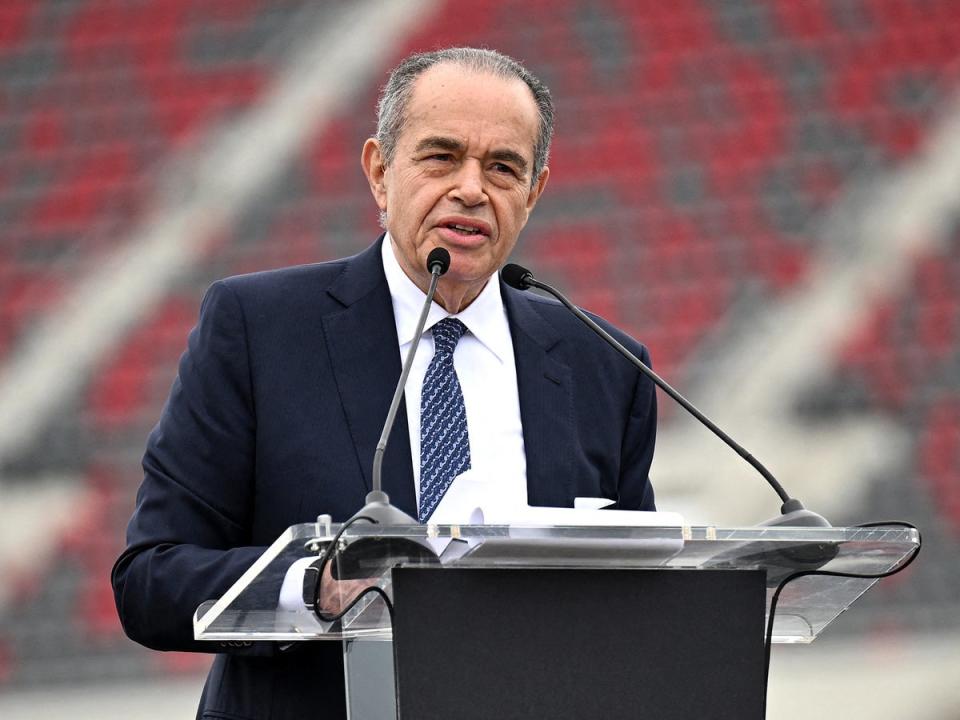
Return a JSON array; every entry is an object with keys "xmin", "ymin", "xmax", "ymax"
[
  {"xmin": 444, "ymin": 262, "xmax": 496, "ymax": 286},
  {"xmin": 444, "ymin": 248, "xmax": 494, "ymax": 272}
]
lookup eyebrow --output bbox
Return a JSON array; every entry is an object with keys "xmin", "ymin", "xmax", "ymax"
[
  {"xmin": 414, "ymin": 136, "xmax": 530, "ymax": 174},
  {"xmin": 414, "ymin": 136, "xmax": 465, "ymax": 154},
  {"xmin": 489, "ymin": 149, "xmax": 529, "ymax": 174}
]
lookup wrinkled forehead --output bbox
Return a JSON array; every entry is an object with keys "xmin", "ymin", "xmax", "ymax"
[{"xmin": 401, "ymin": 64, "xmax": 540, "ymax": 156}]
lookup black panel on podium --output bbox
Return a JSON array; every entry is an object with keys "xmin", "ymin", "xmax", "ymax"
[{"xmin": 392, "ymin": 567, "xmax": 766, "ymax": 719}]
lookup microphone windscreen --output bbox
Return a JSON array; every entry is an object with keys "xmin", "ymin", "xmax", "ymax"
[
  {"xmin": 426, "ymin": 247, "xmax": 451, "ymax": 275},
  {"xmin": 501, "ymin": 263, "xmax": 533, "ymax": 290}
]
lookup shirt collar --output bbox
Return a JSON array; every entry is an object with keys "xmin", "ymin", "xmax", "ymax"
[{"xmin": 381, "ymin": 234, "xmax": 512, "ymax": 363}]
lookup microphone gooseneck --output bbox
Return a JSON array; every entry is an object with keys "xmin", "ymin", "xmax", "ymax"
[
  {"xmin": 353, "ymin": 247, "xmax": 451, "ymax": 525},
  {"xmin": 501, "ymin": 262, "xmax": 829, "ymax": 527}
]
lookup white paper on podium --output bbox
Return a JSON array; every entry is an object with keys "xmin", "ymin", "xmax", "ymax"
[
  {"xmin": 475, "ymin": 504, "xmax": 683, "ymax": 527},
  {"xmin": 429, "ymin": 472, "xmax": 685, "ymax": 563},
  {"xmin": 430, "ymin": 471, "xmax": 683, "ymax": 527},
  {"xmin": 574, "ymin": 496, "xmax": 616, "ymax": 510}
]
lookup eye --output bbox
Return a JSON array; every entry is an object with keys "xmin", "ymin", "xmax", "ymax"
[
  {"xmin": 426, "ymin": 153, "xmax": 454, "ymax": 162},
  {"xmin": 491, "ymin": 162, "xmax": 517, "ymax": 176}
]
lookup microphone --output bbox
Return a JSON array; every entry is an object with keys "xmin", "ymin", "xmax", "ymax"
[
  {"xmin": 350, "ymin": 247, "xmax": 451, "ymax": 525},
  {"xmin": 501, "ymin": 262, "xmax": 830, "ymax": 528}
]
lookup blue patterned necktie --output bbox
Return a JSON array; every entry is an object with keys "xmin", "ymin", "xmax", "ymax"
[{"xmin": 419, "ymin": 318, "xmax": 471, "ymax": 522}]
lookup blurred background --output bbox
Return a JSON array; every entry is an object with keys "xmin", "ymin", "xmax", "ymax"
[{"xmin": 0, "ymin": 0, "xmax": 958, "ymax": 717}]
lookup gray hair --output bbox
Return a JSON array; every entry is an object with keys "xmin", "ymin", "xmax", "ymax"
[{"xmin": 375, "ymin": 47, "xmax": 554, "ymax": 185}]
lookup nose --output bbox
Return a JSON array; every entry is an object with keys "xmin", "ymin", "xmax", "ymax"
[{"xmin": 448, "ymin": 159, "xmax": 487, "ymax": 207}]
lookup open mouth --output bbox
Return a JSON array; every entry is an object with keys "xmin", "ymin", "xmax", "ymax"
[{"xmin": 444, "ymin": 223, "xmax": 484, "ymax": 236}]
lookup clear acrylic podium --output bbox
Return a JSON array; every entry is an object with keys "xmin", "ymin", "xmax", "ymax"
[{"xmin": 194, "ymin": 522, "xmax": 918, "ymax": 719}]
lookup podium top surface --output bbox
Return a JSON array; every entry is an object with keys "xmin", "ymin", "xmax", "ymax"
[{"xmin": 193, "ymin": 522, "xmax": 918, "ymax": 644}]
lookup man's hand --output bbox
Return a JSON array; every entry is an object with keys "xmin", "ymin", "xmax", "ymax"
[{"xmin": 317, "ymin": 560, "xmax": 378, "ymax": 617}]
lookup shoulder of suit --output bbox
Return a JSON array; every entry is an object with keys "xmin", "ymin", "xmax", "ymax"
[
  {"xmin": 217, "ymin": 257, "xmax": 352, "ymax": 294},
  {"xmin": 508, "ymin": 284, "xmax": 650, "ymax": 360},
  {"xmin": 191, "ymin": 259, "xmax": 359, "ymax": 327}
]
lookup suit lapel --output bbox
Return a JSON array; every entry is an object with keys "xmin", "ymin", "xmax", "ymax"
[
  {"xmin": 503, "ymin": 284, "xmax": 576, "ymax": 508},
  {"xmin": 321, "ymin": 239, "xmax": 417, "ymax": 517},
  {"xmin": 319, "ymin": 249, "xmax": 576, "ymax": 517}
]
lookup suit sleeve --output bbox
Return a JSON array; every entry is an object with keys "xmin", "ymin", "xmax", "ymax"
[
  {"xmin": 111, "ymin": 280, "xmax": 270, "ymax": 654},
  {"xmin": 616, "ymin": 344, "xmax": 657, "ymax": 511}
]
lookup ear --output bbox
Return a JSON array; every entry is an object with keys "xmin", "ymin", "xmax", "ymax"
[
  {"xmin": 361, "ymin": 138, "xmax": 388, "ymax": 211},
  {"xmin": 525, "ymin": 165, "xmax": 550, "ymax": 213}
]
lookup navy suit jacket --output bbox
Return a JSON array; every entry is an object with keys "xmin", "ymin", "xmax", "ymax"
[{"xmin": 112, "ymin": 237, "xmax": 656, "ymax": 720}]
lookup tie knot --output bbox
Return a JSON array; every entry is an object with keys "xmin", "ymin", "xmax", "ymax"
[{"xmin": 431, "ymin": 318, "xmax": 467, "ymax": 355}]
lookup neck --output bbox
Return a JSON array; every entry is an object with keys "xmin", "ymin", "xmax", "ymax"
[
  {"xmin": 384, "ymin": 234, "xmax": 488, "ymax": 314},
  {"xmin": 432, "ymin": 278, "xmax": 486, "ymax": 314}
]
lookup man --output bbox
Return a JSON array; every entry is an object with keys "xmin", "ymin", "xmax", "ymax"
[{"xmin": 113, "ymin": 47, "xmax": 656, "ymax": 720}]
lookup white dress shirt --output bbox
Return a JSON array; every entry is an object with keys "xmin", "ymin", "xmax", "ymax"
[{"xmin": 381, "ymin": 235, "xmax": 528, "ymax": 513}]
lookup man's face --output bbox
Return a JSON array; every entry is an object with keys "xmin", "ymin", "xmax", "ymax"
[{"xmin": 362, "ymin": 63, "xmax": 549, "ymax": 311}]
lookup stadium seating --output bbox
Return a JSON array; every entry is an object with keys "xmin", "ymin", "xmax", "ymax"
[
  {"xmin": 0, "ymin": 0, "xmax": 958, "ymax": 689},
  {"xmin": 834, "ymin": 221, "xmax": 960, "ymax": 529},
  {"xmin": 0, "ymin": 0, "xmax": 305, "ymax": 363}
]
